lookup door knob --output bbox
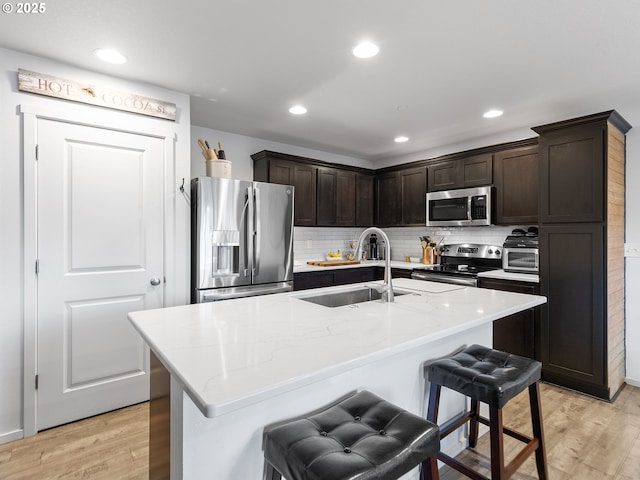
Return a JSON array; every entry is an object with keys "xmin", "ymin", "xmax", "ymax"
[{"xmin": 150, "ymin": 277, "xmax": 162, "ymax": 286}]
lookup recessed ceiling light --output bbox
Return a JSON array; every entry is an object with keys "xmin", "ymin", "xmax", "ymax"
[
  {"xmin": 483, "ymin": 109, "xmax": 503, "ymax": 118},
  {"xmin": 94, "ymin": 48, "xmax": 127, "ymax": 64},
  {"xmin": 394, "ymin": 136, "xmax": 409, "ymax": 143},
  {"xmin": 352, "ymin": 41, "xmax": 379, "ymax": 59},
  {"xmin": 289, "ymin": 105, "xmax": 307, "ymax": 115}
]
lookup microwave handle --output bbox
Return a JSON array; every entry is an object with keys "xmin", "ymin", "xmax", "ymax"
[{"xmin": 467, "ymin": 196, "xmax": 473, "ymax": 221}]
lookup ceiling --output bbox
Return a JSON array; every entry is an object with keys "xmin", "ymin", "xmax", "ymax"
[{"xmin": 1, "ymin": 0, "xmax": 639, "ymax": 163}]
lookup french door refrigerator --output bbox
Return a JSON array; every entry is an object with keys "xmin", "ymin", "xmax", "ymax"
[{"xmin": 191, "ymin": 177, "xmax": 294, "ymax": 303}]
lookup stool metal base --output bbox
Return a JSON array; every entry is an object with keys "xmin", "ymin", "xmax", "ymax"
[{"xmin": 425, "ymin": 381, "xmax": 548, "ymax": 480}]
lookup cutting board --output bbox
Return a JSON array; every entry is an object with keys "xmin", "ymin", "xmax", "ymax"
[{"xmin": 306, "ymin": 260, "xmax": 361, "ymax": 267}]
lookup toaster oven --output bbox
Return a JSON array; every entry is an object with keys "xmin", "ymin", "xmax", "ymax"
[
  {"xmin": 502, "ymin": 247, "xmax": 539, "ymax": 273},
  {"xmin": 502, "ymin": 228, "xmax": 539, "ymax": 273}
]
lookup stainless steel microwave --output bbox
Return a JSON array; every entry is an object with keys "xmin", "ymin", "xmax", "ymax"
[{"xmin": 426, "ymin": 186, "xmax": 492, "ymax": 227}]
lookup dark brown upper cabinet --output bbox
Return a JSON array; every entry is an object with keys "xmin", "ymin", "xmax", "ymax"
[
  {"xmin": 494, "ymin": 144, "xmax": 539, "ymax": 225},
  {"xmin": 316, "ymin": 167, "xmax": 358, "ymax": 226},
  {"xmin": 536, "ymin": 122, "xmax": 605, "ymax": 223},
  {"xmin": 375, "ymin": 166, "xmax": 427, "ymax": 226},
  {"xmin": 316, "ymin": 167, "xmax": 338, "ymax": 226},
  {"xmin": 336, "ymin": 170, "xmax": 357, "ymax": 226},
  {"xmin": 252, "ymin": 151, "xmax": 317, "ymax": 226},
  {"xmin": 355, "ymin": 173, "xmax": 374, "ymax": 226},
  {"xmin": 427, "ymin": 153, "xmax": 493, "ymax": 192},
  {"xmin": 400, "ymin": 166, "xmax": 427, "ymax": 225},
  {"xmin": 375, "ymin": 171, "xmax": 401, "ymax": 226}
]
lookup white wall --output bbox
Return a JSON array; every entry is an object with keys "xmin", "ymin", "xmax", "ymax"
[
  {"xmin": 0, "ymin": 47, "xmax": 191, "ymax": 443},
  {"xmin": 624, "ymin": 127, "xmax": 640, "ymax": 385}
]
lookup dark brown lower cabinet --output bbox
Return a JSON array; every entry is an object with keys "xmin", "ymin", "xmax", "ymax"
[
  {"xmin": 293, "ymin": 267, "xmax": 380, "ymax": 291},
  {"xmin": 478, "ymin": 278, "xmax": 539, "ymax": 359},
  {"xmin": 539, "ymin": 223, "xmax": 607, "ymax": 398}
]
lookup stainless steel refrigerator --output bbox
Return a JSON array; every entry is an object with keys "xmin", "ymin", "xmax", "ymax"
[{"xmin": 191, "ymin": 177, "xmax": 294, "ymax": 303}]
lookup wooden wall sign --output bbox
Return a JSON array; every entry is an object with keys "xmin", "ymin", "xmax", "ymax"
[{"xmin": 18, "ymin": 69, "xmax": 177, "ymax": 121}]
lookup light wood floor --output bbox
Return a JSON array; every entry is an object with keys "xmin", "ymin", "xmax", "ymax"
[
  {"xmin": 1, "ymin": 383, "xmax": 639, "ymax": 479},
  {"xmin": 0, "ymin": 402, "xmax": 149, "ymax": 479}
]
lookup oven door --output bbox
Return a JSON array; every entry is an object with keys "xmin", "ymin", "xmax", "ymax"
[{"xmin": 411, "ymin": 270, "xmax": 478, "ymax": 287}]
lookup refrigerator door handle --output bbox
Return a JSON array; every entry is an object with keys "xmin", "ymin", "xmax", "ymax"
[
  {"xmin": 253, "ymin": 186, "xmax": 261, "ymax": 275},
  {"xmin": 243, "ymin": 187, "xmax": 252, "ymax": 278}
]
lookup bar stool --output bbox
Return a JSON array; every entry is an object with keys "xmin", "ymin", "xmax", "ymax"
[
  {"xmin": 424, "ymin": 344, "xmax": 548, "ymax": 480},
  {"xmin": 263, "ymin": 390, "xmax": 440, "ymax": 480}
]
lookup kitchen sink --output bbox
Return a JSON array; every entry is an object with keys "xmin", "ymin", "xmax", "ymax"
[{"xmin": 297, "ymin": 286, "xmax": 410, "ymax": 308}]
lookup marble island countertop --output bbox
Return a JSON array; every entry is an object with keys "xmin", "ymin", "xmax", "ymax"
[{"xmin": 128, "ymin": 278, "xmax": 546, "ymax": 419}]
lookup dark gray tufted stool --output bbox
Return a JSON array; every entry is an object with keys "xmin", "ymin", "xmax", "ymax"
[
  {"xmin": 263, "ymin": 390, "xmax": 440, "ymax": 480},
  {"xmin": 424, "ymin": 344, "xmax": 548, "ymax": 480}
]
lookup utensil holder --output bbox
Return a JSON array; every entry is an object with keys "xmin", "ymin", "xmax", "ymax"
[{"xmin": 206, "ymin": 159, "xmax": 232, "ymax": 178}]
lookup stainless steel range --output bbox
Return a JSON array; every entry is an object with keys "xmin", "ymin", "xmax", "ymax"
[{"xmin": 410, "ymin": 243, "xmax": 502, "ymax": 287}]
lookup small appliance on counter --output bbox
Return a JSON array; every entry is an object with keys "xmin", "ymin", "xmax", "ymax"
[
  {"xmin": 502, "ymin": 227, "xmax": 539, "ymax": 273},
  {"xmin": 367, "ymin": 233, "xmax": 385, "ymax": 260}
]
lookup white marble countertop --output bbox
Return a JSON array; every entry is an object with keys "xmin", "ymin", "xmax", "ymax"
[
  {"xmin": 128, "ymin": 278, "xmax": 546, "ymax": 419},
  {"xmin": 294, "ymin": 259, "xmax": 438, "ymax": 273},
  {"xmin": 477, "ymin": 269, "xmax": 540, "ymax": 283}
]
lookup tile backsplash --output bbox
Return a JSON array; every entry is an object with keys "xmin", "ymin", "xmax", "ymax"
[{"xmin": 294, "ymin": 225, "xmax": 533, "ymax": 262}]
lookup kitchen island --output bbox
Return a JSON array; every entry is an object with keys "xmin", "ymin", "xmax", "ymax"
[{"xmin": 128, "ymin": 278, "xmax": 546, "ymax": 479}]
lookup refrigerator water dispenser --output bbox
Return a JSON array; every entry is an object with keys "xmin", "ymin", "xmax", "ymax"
[{"xmin": 211, "ymin": 230, "xmax": 240, "ymax": 276}]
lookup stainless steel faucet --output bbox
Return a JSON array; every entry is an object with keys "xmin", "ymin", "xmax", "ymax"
[{"xmin": 356, "ymin": 227, "xmax": 394, "ymax": 303}]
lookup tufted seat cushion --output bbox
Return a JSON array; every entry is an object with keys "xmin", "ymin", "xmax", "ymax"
[
  {"xmin": 428, "ymin": 344, "xmax": 542, "ymax": 409},
  {"xmin": 263, "ymin": 390, "xmax": 440, "ymax": 480}
]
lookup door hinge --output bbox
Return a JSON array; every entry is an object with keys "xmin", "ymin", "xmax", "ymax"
[
  {"xmin": 35, "ymin": 259, "xmax": 39, "ymax": 275},
  {"xmin": 35, "ymin": 374, "xmax": 39, "ymax": 390},
  {"xmin": 35, "ymin": 144, "xmax": 39, "ymax": 161}
]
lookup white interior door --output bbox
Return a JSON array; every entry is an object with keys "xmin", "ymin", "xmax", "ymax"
[{"xmin": 36, "ymin": 118, "xmax": 164, "ymax": 430}]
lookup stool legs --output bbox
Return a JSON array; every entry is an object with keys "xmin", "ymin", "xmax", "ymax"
[
  {"xmin": 489, "ymin": 406, "xmax": 504, "ymax": 479},
  {"xmin": 426, "ymin": 380, "xmax": 547, "ymax": 480},
  {"xmin": 469, "ymin": 399, "xmax": 480, "ymax": 448},
  {"xmin": 529, "ymin": 382, "xmax": 548, "ymax": 480}
]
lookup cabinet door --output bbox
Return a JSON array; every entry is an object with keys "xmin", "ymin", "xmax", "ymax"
[
  {"xmin": 334, "ymin": 267, "xmax": 378, "ymax": 285},
  {"xmin": 401, "ymin": 166, "xmax": 427, "ymax": 225},
  {"xmin": 337, "ymin": 170, "xmax": 356, "ymax": 226},
  {"xmin": 293, "ymin": 271, "xmax": 335, "ymax": 291},
  {"xmin": 494, "ymin": 145, "xmax": 539, "ymax": 225},
  {"xmin": 461, "ymin": 153, "xmax": 493, "ymax": 187},
  {"xmin": 269, "ymin": 159, "xmax": 295, "ymax": 185},
  {"xmin": 479, "ymin": 278, "xmax": 538, "ymax": 359},
  {"xmin": 539, "ymin": 123, "xmax": 604, "ymax": 223},
  {"xmin": 293, "ymin": 164, "xmax": 317, "ymax": 226},
  {"xmin": 427, "ymin": 161, "xmax": 460, "ymax": 191},
  {"xmin": 356, "ymin": 173, "xmax": 374, "ymax": 226},
  {"xmin": 375, "ymin": 172, "xmax": 401, "ymax": 226},
  {"xmin": 539, "ymin": 223, "xmax": 606, "ymax": 396},
  {"xmin": 316, "ymin": 167, "xmax": 337, "ymax": 226}
]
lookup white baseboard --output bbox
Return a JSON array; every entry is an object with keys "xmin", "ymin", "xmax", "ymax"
[
  {"xmin": 625, "ymin": 378, "xmax": 640, "ymax": 388},
  {"xmin": 0, "ymin": 429, "xmax": 24, "ymax": 445}
]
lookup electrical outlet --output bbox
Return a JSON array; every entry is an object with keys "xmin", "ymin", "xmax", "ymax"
[{"xmin": 624, "ymin": 243, "xmax": 640, "ymax": 258}]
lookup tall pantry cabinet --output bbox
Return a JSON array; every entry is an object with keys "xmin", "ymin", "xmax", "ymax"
[{"xmin": 533, "ymin": 111, "xmax": 631, "ymax": 400}]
